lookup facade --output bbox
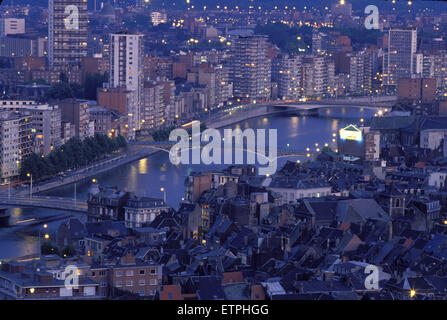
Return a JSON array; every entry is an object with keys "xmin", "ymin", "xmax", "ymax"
[
  {"xmin": 0, "ymin": 18, "xmax": 25, "ymax": 36},
  {"xmin": 231, "ymin": 35, "xmax": 271, "ymax": 102},
  {"xmin": 338, "ymin": 124, "xmax": 364, "ymax": 158},
  {"xmin": 0, "ymin": 110, "xmax": 33, "ymax": 183},
  {"xmin": 150, "ymin": 11, "xmax": 167, "ymax": 26},
  {"xmin": 56, "ymin": 98, "xmax": 90, "ymax": 140},
  {"xmin": 268, "ymin": 178, "xmax": 332, "ymax": 203},
  {"xmin": 0, "ymin": 262, "xmax": 99, "ymax": 300},
  {"xmin": 141, "ymin": 80, "xmax": 175, "ymax": 130},
  {"xmin": 273, "ymin": 54, "xmax": 302, "ymax": 100},
  {"xmin": 0, "ymin": 36, "xmax": 33, "ymax": 57},
  {"xmin": 349, "ymin": 50, "xmax": 373, "ymax": 95},
  {"xmin": 214, "ymin": 64, "xmax": 233, "ymax": 107},
  {"xmin": 420, "ymin": 129, "xmax": 447, "ymax": 150},
  {"xmin": 109, "ymin": 32, "xmax": 144, "ymax": 137},
  {"xmin": 0, "ymin": 101, "xmax": 62, "ymax": 155},
  {"xmin": 364, "ymin": 129, "xmax": 381, "ymax": 162},
  {"xmin": 89, "ymin": 106, "xmax": 112, "ymax": 137},
  {"xmin": 422, "ymin": 52, "xmax": 447, "ymax": 95},
  {"xmin": 124, "ymin": 196, "xmax": 170, "ymax": 228},
  {"xmin": 97, "ymin": 87, "xmax": 135, "ymax": 140},
  {"xmin": 48, "ymin": 0, "xmax": 88, "ymax": 71},
  {"xmin": 301, "ymin": 55, "xmax": 335, "ymax": 98},
  {"xmin": 398, "ymin": 78, "xmax": 437, "ymax": 103},
  {"xmin": 87, "ymin": 186, "xmax": 131, "ymax": 222},
  {"xmin": 110, "ymin": 254, "xmax": 162, "ymax": 297},
  {"xmin": 383, "ymin": 29, "xmax": 418, "ymax": 86}
]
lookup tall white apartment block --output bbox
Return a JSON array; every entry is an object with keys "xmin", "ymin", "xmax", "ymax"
[
  {"xmin": 274, "ymin": 54, "xmax": 302, "ymax": 100},
  {"xmin": 231, "ymin": 35, "xmax": 271, "ymax": 102},
  {"xmin": 0, "ymin": 110, "xmax": 33, "ymax": 183},
  {"xmin": 383, "ymin": 29, "xmax": 417, "ymax": 86},
  {"xmin": 109, "ymin": 32, "xmax": 144, "ymax": 139}
]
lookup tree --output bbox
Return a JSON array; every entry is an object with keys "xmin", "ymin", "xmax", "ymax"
[
  {"xmin": 61, "ymin": 245, "xmax": 76, "ymax": 258},
  {"xmin": 59, "ymin": 72, "xmax": 69, "ymax": 83},
  {"xmin": 45, "ymin": 82, "xmax": 73, "ymax": 100},
  {"xmin": 20, "ymin": 134, "xmax": 128, "ymax": 182},
  {"xmin": 41, "ymin": 240, "xmax": 59, "ymax": 255},
  {"xmin": 70, "ymin": 83, "xmax": 84, "ymax": 99},
  {"xmin": 84, "ymin": 72, "xmax": 108, "ymax": 100}
]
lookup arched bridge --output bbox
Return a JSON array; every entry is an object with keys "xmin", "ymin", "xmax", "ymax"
[{"xmin": 131, "ymin": 141, "xmax": 316, "ymax": 160}]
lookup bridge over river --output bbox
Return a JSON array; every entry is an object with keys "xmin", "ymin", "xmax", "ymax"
[{"xmin": 0, "ymin": 196, "xmax": 87, "ymax": 213}]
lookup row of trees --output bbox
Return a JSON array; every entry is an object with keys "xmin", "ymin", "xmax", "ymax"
[
  {"xmin": 254, "ymin": 23, "xmax": 381, "ymax": 54},
  {"xmin": 254, "ymin": 23, "xmax": 313, "ymax": 54},
  {"xmin": 19, "ymin": 133, "xmax": 127, "ymax": 181},
  {"xmin": 151, "ymin": 123, "xmax": 207, "ymax": 141},
  {"xmin": 152, "ymin": 125, "xmax": 177, "ymax": 141},
  {"xmin": 41, "ymin": 241, "xmax": 76, "ymax": 257}
]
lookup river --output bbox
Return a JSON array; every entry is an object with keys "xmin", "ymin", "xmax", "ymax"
[{"xmin": 0, "ymin": 106, "xmax": 376, "ymax": 259}]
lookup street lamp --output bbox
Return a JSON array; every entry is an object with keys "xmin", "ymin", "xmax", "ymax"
[
  {"xmin": 38, "ymin": 224, "xmax": 48, "ymax": 254},
  {"xmin": 160, "ymin": 188, "xmax": 166, "ymax": 203},
  {"xmin": 27, "ymin": 173, "xmax": 32, "ymax": 199}
]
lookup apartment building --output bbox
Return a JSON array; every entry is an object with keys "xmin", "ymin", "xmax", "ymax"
[
  {"xmin": 48, "ymin": 0, "xmax": 88, "ymax": 71},
  {"xmin": 0, "ymin": 261, "xmax": 99, "ymax": 300},
  {"xmin": 349, "ymin": 50, "xmax": 374, "ymax": 95},
  {"xmin": 0, "ymin": 110, "xmax": 33, "ymax": 183},
  {"xmin": 89, "ymin": 106, "xmax": 112, "ymax": 137},
  {"xmin": 231, "ymin": 35, "xmax": 271, "ymax": 102},
  {"xmin": 301, "ymin": 55, "xmax": 335, "ymax": 98},
  {"xmin": 56, "ymin": 98, "xmax": 90, "ymax": 140},
  {"xmin": 124, "ymin": 196, "xmax": 170, "ymax": 228},
  {"xmin": 97, "ymin": 86, "xmax": 137, "ymax": 140},
  {"xmin": 109, "ymin": 32, "xmax": 144, "ymax": 138},
  {"xmin": 383, "ymin": 29, "xmax": 418, "ymax": 86},
  {"xmin": 0, "ymin": 18, "xmax": 25, "ymax": 36},
  {"xmin": 0, "ymin": 100, "xmax": 62, "ymax": 155},
  {"xmin": 110, "ymin": 253, "xmax": 162, "ymax": 297},
  {"xmin": 87, "ymin": 186, "xmax": 131, "ymax": 222},
  {"xmin": 141, "ymin": 80, "xmax": 175, "ymax": 130},
  {"xmin": 273, "ymin": 54, "xmax": 302, "ymax": 101}
]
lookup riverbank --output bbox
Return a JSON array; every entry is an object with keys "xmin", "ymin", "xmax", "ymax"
[{"xmin": 16, "ymin": 106, "xmax": 284, "ymax": 195}]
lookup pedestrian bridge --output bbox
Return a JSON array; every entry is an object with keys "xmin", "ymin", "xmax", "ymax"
[
  {"xmin": 131, "ymin": 141, "xmax": 316, "ymax": 160},
  {"xmin": 269, "ymin": 95, "xmax": 397, "ymax": 109}
]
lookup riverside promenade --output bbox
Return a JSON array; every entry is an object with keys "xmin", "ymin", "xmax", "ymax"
[{"xmin": 10, "ymin": 147, "xmax": 160, "ymax": 196}]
